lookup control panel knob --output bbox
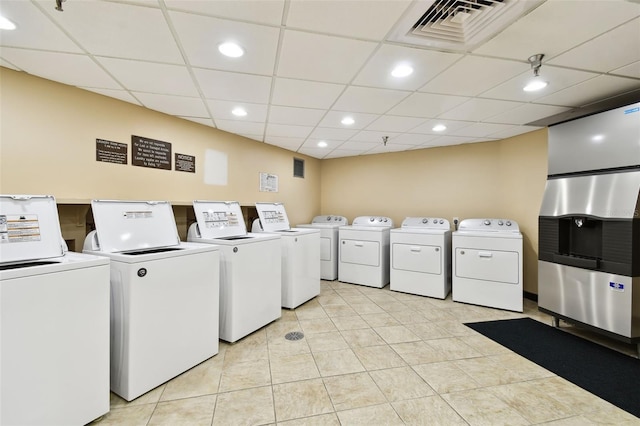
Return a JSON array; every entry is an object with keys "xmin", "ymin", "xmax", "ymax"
[
  {"xmin": 498, "ymin": 220, "xmax": 504, "ymax": 226},
  {"xmin": 327, "ymin": 216, "xmax": 331, "ymax": 221},
  {"xmin": 439, "ymin": 219, "xmax": 444, "ymax": 224},
  {"xmin": 484, "ymin": 219, "xmax": 491, "ymax": 226},
  {"xmin": 506, "ymin": 221, "xmax": 512, "ymax": 226},
  {"xmin": 369, "ymin": 217, "xmax": 375, "ymax": 222},
  {"xmin": 433, "ymin": 219, "xmax": 438, "ymax": 224},
  {"xmin": 422, "ymin": 218, "xmax": 428, "ymax": 224},
  {"xmin": 383, "ymin": 218, "xmax": 388, "ymax": 222}
]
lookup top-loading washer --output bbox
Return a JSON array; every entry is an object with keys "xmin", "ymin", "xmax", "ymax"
[
  {"xmin": 338, "ymin": 216, "xmax": 394, "ymax": 288},
  {"xmin": 1, "ymin": 195, "xmax": 110, "ymax": 426},
  {"xmin": 297, "ymin": 215, "xmax": 348, "ymax": 280},
  {"xmin": 251, "ymin": 202, "xmax": 320, "ymax": 309},
  {"xmin": 188, "ymin": 200, "xmax": 282, "ymax": 343},
  {"xmin": 452, "ymin": 218, "xmax": 523, "ymax": 312},
  {"xmin": 390, "ymin": 217, "xmax": 451, "ymax": 299},
  {"xmin": 83, "ymin": 199, "xmax": 220, "ymax": 401}
]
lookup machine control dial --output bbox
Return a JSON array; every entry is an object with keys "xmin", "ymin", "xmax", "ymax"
[
  {"xmin": 506, "ymin": 221, "xmax": 512, "ymax": 226},
  {"xmin": 421, "ymin": 218, "xmax": 427, "ymax": 224},
  {"xmin": 484, "ymin": 219, "xmax": 491, "ymax": 226},
  {"xmin": 439, "ymin": 219, "xmax": 444, "ymax": 224},
  {"xmin": 383, "ymin": 218, "xmax": 388, "ymax": 222},
  {"xmin": 498, "ymin": 220, "xmax": 504, "ymax": 226},
  {"xmin": 326, "ymin": 216, "xmax": 331, "ymax": 221},
  {"xmin": 370, "ymin": 217, "xmax": 375, "ymax": 222}
]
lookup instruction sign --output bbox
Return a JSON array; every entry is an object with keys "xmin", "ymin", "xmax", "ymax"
[
  {"xmin": 0, "ymin": 214, "xmax": 42, "ymax": 243},
  {"xmin": 175, "ymin": 153, "xmax": 195, "ymax": 173},
  {"xmin": 132, "ymin": 135, "xmax": 172, "ymax": 170},
  {"xmin": 96, "ymin": 139, "xmax": 128, "ymax": 165},
  {"xmin": 259, "ymin": 173, "xmax": 278, "ymax": 192}
]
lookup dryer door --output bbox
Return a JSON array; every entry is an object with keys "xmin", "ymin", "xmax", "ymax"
[
  {"xmin": 393, "ymin": 243, "xmax": 441, "ymax": 274},
  {"xmin": 455, "ymin": 248, "xmax": 519, "ymax": 284},
  {"xmin": 340, "ymin": 239, "xmax": 380, "ymax": 266}
]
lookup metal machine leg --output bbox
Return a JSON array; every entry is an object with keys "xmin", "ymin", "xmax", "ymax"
[{"xmin": 552, "ymin": 317, "xmax": 560, "ymax": 328}]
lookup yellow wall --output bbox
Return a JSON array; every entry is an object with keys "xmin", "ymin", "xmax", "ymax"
[
  {"xmin": 1, "ymin": 67, "xmax": 549, "ymax": 294},
  {"xmin": 320, "ymin": 129, "xmax": 548, "ymax": 294}
]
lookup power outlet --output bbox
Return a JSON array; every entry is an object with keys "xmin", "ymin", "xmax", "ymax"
[{"xmin": 453, "ymin": 217, "xmax": 460, "ymax": 230}]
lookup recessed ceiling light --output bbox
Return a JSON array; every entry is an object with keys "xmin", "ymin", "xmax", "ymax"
[
  {"xmin": 523, "ymin": 77, "xmax": 548, "ymax": 92},
  {"xmin": 218, "ymin": 42, "xmax": 244, "ymax": 58},
  {"xmin": 317, "ymin": 141, "xmax": 328, "ymax": 148},
  {"xmin": 341, "ymin": 117, "xmax": 355, "ymax": 125},
  {"xmin": 231, "ymin": 107, "xmax": 247, "ymax": 117},
  {"xmin": 591, "ymin": 134, "xmax": 605, "ymax": 142},
  {"xmin": 0, "ymin": 15, "xmax": 16, "ymax": 31},
  {"xmin": 391, "ymin": 64, "xmax": 413, "ymax": 78},
  {"xmin": 432, "ymin": 124, "xmax": 447, "ymax": 132}
]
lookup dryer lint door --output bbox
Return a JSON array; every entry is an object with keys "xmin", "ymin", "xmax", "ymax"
[
  {"xmin": 193, "ymin": 201, "xmax": 246, "ymax": 239},
  {"xmin": 90, "ymin": 200, "xmax": 181, "ymax": 253}
]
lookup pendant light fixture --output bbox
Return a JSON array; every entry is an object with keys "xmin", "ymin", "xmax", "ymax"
[{"xmin": 523, "ymin": 53, "xmax": 548, "ymax": 92}]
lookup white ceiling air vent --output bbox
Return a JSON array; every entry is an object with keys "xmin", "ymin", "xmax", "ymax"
[{"xmin": 388, "ymin": 0, "xmax": 544, "ymax": 52}]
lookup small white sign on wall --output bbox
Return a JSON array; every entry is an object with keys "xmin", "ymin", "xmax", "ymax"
[
  {"xmin": 259, "ymin": 172, "xmax": 278, "ymax": 192},
  {"xmin": 204, "ymin": 149, "xmax": 228, "ymax": 186}
]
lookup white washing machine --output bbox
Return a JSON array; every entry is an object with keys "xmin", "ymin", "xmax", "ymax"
[
  {"xmin": 188, "ymin": 200, "xmax": 282, "ymax": 343},
  {"xmin": 83, "ymin": 199, "xmax": 220, "ymax": 401},
  {"xmin": 252, "ymin": 202, "xmax": 320, "ymax": 309},
  {"xmin": 452, "ymin": 218, "xmax": 523, "ymax": 312},
  {"xmin": 390, "ymin": 217, "xmax": 451, "ymax": 299},
  {"xmin": 1, "ymin": 195, "xmax": 110, "ymax": 426},
  {"xmin": 338, "ymin": 216, "xmax": 394, "ymax": 288},
  {"xmin": 297, "ymin": 215, "xmax": 348, "ymax": 281}
]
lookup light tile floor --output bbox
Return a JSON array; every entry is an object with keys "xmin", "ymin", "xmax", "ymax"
[{"xmin": 99, "ymin": 281, "xmax": 640, "ymax": 425}]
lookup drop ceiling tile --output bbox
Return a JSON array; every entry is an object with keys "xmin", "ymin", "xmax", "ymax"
[
  {"xmin": 169, "ymin": 11, "xmax": 279, "ymax": 75},
  {"xmin": 0, "ymin": 1, "xmax": 82, "ymax": 52},
  {"xmin": 425, "ymin": 135, "xmax": 477, "ymax": 147},
  {"xmin": 420, "ymin": 56, "xmax": 524, "ymax": 97},
  {"xmin": 335, "ymin": 141, "xmax": 380, "ymax": 151},
  {"xmin": 265, "ymin": 123, "xmax": 313, "ymax": 138},
  {"xmin": 207, "ymin": 99, "xmax": 268, "ymax": 122},
  {"xmin": 485, "ymin": 104, "xmax": 571, "ymax": 126},
  {"xmin": 353, "ymin": 44, "xmax": 462, "ymax": 91},
  {"xmin": 297, "ymin": 147, "xmax": 328, "ymax": 159},
  {"xmin": 193, "ymin": 68, "xmax": 271, "ymax": 103},
  {"xmin": 301, "ymin": 138, "xmax": 343, "ymax": 150},
  {"xmin": 449, "ymin": 123, "xmax": 519, "ymax": 138},
  {"xmin": 488, "ymin": 126, "xmax": 542, "ymax": 140},
  {"xmin": 268, "ymin": 106, "xmax": 326, "ymax": 126},
  {"xmin": 350, "ymin": 130, "xmax": 401, "ymax": 143},
  {"xmin": 135, "ymin": 92, "xmax": 208, "ymax": 117},
  {"xmin": 307, "ymin": 127, "xmax": 358, "ymax": 141},
  {"xmin": 324, "ymin": 149, "xmax": 362, "ymax": 158},
  {"xmin": 317, "ymin": 111, "xmax": 379, "ymax": 130},
  {"xmin": 285, "ymin": 0, "xmax": 411, "ymax": 40},
  {"xmin": 367, "ymin": 143, "xmax": 415, "ymax": 154},
  {"xmin": 439, "ymin": 99, "xmax": 522, "ymax": 122},
  {"xmin": 240, "ymin": 134, "xmax": 264, "ymax": 142},
  {"xmin": 365, "ymin": 116, "xmax": 425, "ymax": 133},
  {"xmin": 271, "ymin": 78, "xmax": 345, "ymax": 109},
  {"xmin": 480, "ymin": 66, "xmax": 598, "ymax": 104},
  {"xmin": 410, "ymin": 119, "xmax": 472, "ymax": 135},
  {"xmin": 612, "ymin": 60, "xmax": 640, "ymax": 78},
  {"xmin": 180, "ymin": 116, "xmax": 215, "ymax": 127},
  {"xmin": 164, "ymin": 0, "xmax": 285, "ymax": 26},
  {"xmin": 388, "ymin": 93, "xmax": 470, "ymax": 118},
  {"xmin": 215, "ymin": 119, "xmax": 265, "ymax": 135},
  {"xmin": 391, "ymin": 133, "xmax": 439, "ymax": 146},
  {"xmin": 277, "ymin": 30, "xmax": 377, "ymax": 83},
  {"xmin": 547, "ymin": 17, "xmax": 640, "ymax": 73},
  {"xmin": 1, "ymin": 48, "xmax": 121, "ymax": 89},
  {"xmin": 82, "ymin": 88, "xmax": 142, "ymax": 105},
  {"xmin": 264, "ymin": 136, "xmax": 304, "ymax": 151},
  {"xmin": 41, "ymin": 0, "xmax": 183, "ymax": 63},
  {"xmin": 97, "ymin": 57, "xmax": 198, "ymax": 96},
  {"xmin": 474, "ymin": 0, "xmax": 640, "ymax": 60},
  {"xmin": 536, "ymin": 75, "xmax": 640, "ymax": 108},
  {"xmin": 333, "ymin": 86, "xmax": 411, "ymax": 114}
]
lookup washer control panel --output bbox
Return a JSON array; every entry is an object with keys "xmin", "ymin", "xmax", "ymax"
[
  {"xmin": 458, "ymin": 218, "xmax": 519, "ymax": 232},
  {"xmin": 352, "ymin": 216, "xmax": 394, "ymax": 228},
  {"xmin": 311, "ymin": 215, "xmax": 348, "ymax": 225},
  {"xmin": 401, "ymin": 217, "xmax": 450, "ymax": 230}
]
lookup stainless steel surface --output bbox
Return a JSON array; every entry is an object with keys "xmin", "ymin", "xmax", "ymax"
[
  {"xmin": 538, "ymin": 261, "xmax": 640, "ymax": 339},
  {"xmin": 539, "ymin": 171, "xmax": 640, "ymax": 219},
  {"xmin": 547, "ymin": 102, "xmax": 640, "ymax": 176}
]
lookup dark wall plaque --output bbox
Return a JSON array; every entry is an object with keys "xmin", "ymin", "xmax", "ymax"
[
  {"xmin": 96, "ymin": 139, "xmax": 127, "ymax": 165},
  {"xmin": 132, "ymin": 135, "xmax": 171, "ymax": 170},
  {"xmin": 175, "ymin": 153, "xmax": 195, "ymax": 173}
]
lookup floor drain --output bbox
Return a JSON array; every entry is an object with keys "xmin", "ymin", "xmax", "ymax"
[{"xmin": 285, "ymin": 331, "xmax": 304, "ymax": 341}]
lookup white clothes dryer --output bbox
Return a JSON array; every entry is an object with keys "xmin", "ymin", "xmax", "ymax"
[
  {"xmin": 188, "ymin": 200, "xmax": 281, "ymax": 343},
  {"xmin": 339, "ymin": 216, "xmax": 394, "ymax": 288},
  {"xmin": 83, "ymin": 199, "xmax": 220, "ymax": 401},
  {"xmin": 297, "ymin": 215, "xmax": 348, "ymax": 280},
  {"xmin": 252, "ymin": 202, "xmax": 320, "ymax": 309},
  {"xmin": 390, "ymin": 217, "xmax": 451, "ymax": 299},
  {"xmin": 452, "ymin": 218, "xmax": 523, "ymax": 312},
  {"xmin": 1, "ymin": 195, "xmax": 110, "ymax": 426}
]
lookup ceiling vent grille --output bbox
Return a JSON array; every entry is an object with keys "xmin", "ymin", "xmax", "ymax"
[{"xmin": 388, "ymin": 0, "xmax": 544, "ymax": 52}]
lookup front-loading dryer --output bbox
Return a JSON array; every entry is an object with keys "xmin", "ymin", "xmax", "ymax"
[
  {"xmin": 83, "ymin": 199, "xmax": 220, "ymax": 401},
  {"xmin": 390, "ymin": 217, "xmax": 451, "ymax": 299},
  {"xmin": 188, "ymin": 200, "xmax": 281, "ymax": 343},
  {"xmin": 1, "ymin": 195, "xmax": 110, "ymax": 426},
  {"xmin": 338, "ymin": 216, "xmax": 394, "ymax": 288},
  {"xmin": 452, "ymin": 218, "xmax": 523, "ymax": 312},
  {"xmin": 297, "ymin": 215, "xmax": 348, "ymax": 280},
  {"xmin": 252, "ymin": 202, "xmax": 320, "ymax": 309}
]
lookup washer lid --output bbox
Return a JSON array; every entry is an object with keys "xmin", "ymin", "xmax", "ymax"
[
  {"xmin": 91, "ymin": 200, "xmax": 181, "ymax": 253},
  {"xmin": 255, "ymin": 202, "xmax": 291, "ymax": 232},
  {"xmin": 193, "ymin": 200, "xmax": 247, "ymax": 239},
  {"xmin": 0, "ymin": 194, "xmax": 65, "ymax": 263}
]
